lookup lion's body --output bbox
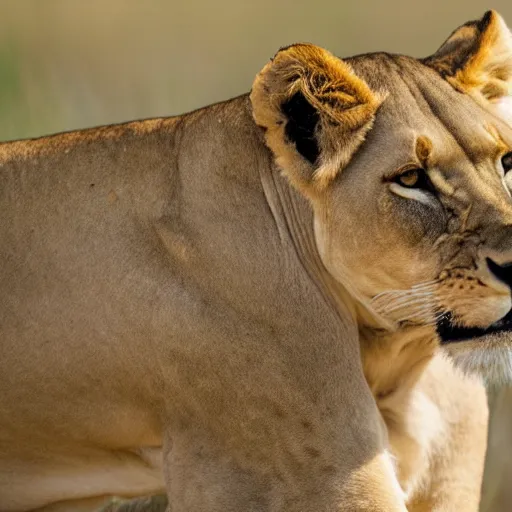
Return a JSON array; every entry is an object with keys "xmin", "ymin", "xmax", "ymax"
[
  {"xmin": 0, "ymin": 97, "xmax": 401, "ymax": 511},
  {"xmin": 2, "ymin": 10, "xmax": 512, "ymax": 511},
  {"xmin": 0, "ymin": 97, "xmax": 489, "ymax": 512}
]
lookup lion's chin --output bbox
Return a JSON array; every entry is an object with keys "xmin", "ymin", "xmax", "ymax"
[
  {"xmin": 439, "ymin": 303, "xmax": 512, "ymax": 385},
  {"xmin": 443, "ymin": 339, "xmax": 512, "ymax": 386}
]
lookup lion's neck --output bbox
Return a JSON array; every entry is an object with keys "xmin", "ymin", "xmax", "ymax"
[
  {"xmin": 360, "ymin": 325, "xmax": 438, "ymax": 400},
  {"xmin": 260, "ymin": 159, "xmax": 360, "ymax": 324}
]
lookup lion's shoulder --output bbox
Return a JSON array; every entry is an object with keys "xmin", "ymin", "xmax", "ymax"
[{"xmin": 0, "ymin": 94, "xmax": 252, "ymax": 166}]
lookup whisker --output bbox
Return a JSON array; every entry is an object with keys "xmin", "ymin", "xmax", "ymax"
[
  {"xmin": 373, "ymin": 294, "xmax": 439, "ymax": 313},
  {"xmin": 369, "ymin": 280, "xmax": 447, "ymax": 327},
  {"xmin": 372, "ymin": 286, "xmax": 431, "ymax": 299},
  {"xmin": 416, "ymin": 308, "xmax": 448, "ymax": 325},
  {"xmin": 371, "ymin": 283, "xmax": 440, "ymax": 307},
  {"xmin": 374, "ymin": 290, "xmax": 436, "ymax": 302},
  {"xmin": 396, "ymin": 306, "xmax": 434, "ymax": 322},
  {"xmin": 411, "ymin": 280, "xmax": 440, "ymax": 290},
  {"xmin": 380, "ymin": 300, "xmax": 437, "ymax": 316},
  {"xmin": 391, "ymin": 301, "xmax": 447, "ymax": 325},
  {"xmin": 371, "ymin": 289, "xmax": 405, "ymax": 303},
  {"xmin": 377, "ymin": 292, "xmax": 436, "ymax": 312}
]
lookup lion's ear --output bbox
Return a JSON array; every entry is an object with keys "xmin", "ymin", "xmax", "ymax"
[
  {"xmin": 250, "ymin": 44, "xmax": 382, "ymax": 197},
  {"xmin": 424, "ymin": 10, "xmax": 512, "ymax": 103}
]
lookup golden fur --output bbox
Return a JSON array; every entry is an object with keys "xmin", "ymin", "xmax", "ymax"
[{"xmin": 1, "ymin": 10, "xmax": 511, "ymax": 512}]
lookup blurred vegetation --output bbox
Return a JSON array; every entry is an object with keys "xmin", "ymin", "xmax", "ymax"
[{"xmin": 0, "ymin": 0, "xmax": 510, "ymax": 141}]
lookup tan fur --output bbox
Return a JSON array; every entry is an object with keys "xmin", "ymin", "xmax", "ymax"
[
  {"xmin": 2, "ymin": 11, "xmax": 512, "ymax": 512},
  {"xmin": 99, "ymin": 334, "xmax": 490, "ymax": 512}
]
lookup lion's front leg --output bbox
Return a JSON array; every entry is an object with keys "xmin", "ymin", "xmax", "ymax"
[
  {"xmin": 162, "ymin": 428, "xmax": 267, "ymax": 512},
  {"xmin": 161, "ymin": 423, "xmax": 407, "ymax": 512},
  {"xmin": 99, "ymin": 451, "xmax": 406, "ymax": 512}
]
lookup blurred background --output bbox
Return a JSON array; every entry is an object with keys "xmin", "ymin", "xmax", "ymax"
[{"xmin": 0, "ymin": 0, "xmax": 511, "ymax": 141}]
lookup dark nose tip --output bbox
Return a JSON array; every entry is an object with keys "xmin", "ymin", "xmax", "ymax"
[{"xmin": 487, "ymin": 258, "xmax": 512, "ymax": 288}]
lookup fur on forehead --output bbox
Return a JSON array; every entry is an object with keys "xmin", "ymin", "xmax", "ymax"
[
  {"xmin": 424, "ymin": 10, "xmax": 512, "ymax": 103},
  {"xmin": 250, "ymin": 43, "xmax": 383, "ymax": 199}
]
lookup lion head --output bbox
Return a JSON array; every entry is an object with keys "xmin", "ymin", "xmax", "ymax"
[{"xmin": 250, "ymin": 11, "xmax": 512, "ymax": 374}]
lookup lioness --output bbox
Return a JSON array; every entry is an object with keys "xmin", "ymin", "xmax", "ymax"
[{"xmin": 1, "ymin": 9, "xmax": 512, "ymax": 512}]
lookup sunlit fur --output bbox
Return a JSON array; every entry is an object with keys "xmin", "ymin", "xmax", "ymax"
[
  {"xmin": 2, "ymin": 9, "xmax": 512, "ymax": 512},
  {"xmin": 93, "ymin": 11, "xmax": 512, "ymax": 512}
]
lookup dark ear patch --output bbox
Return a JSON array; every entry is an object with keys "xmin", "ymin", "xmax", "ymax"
[{"xmin": 282, "ymin": 91, "xmax": 320, "ymax": 164}]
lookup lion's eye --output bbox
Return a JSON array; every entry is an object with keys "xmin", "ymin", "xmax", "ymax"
[
  {"xmin": 502, "ymin": 152, "xmax": 512, "ymax": 173},
  {"xmin": 394, "ymin": 168, "xmax": 429, "ymax": 189}
]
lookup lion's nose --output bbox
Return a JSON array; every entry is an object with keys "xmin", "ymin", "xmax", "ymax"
[{"xmin": 487, "ymin": 258, "xmax": 512, "ymax": 289}]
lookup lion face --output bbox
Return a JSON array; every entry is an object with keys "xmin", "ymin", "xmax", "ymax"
[
  {"xmin": 251, "ymin": 11, "xmax": 512, "ymax": 349},
  {"xmin": 316, "ymin": 61, "xmax": 512, "ymax": 332}
]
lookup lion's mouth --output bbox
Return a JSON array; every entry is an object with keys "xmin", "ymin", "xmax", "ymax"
[{"xmin": 437, "ymin": 309, "xmax": 512, "ymax": 344}]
